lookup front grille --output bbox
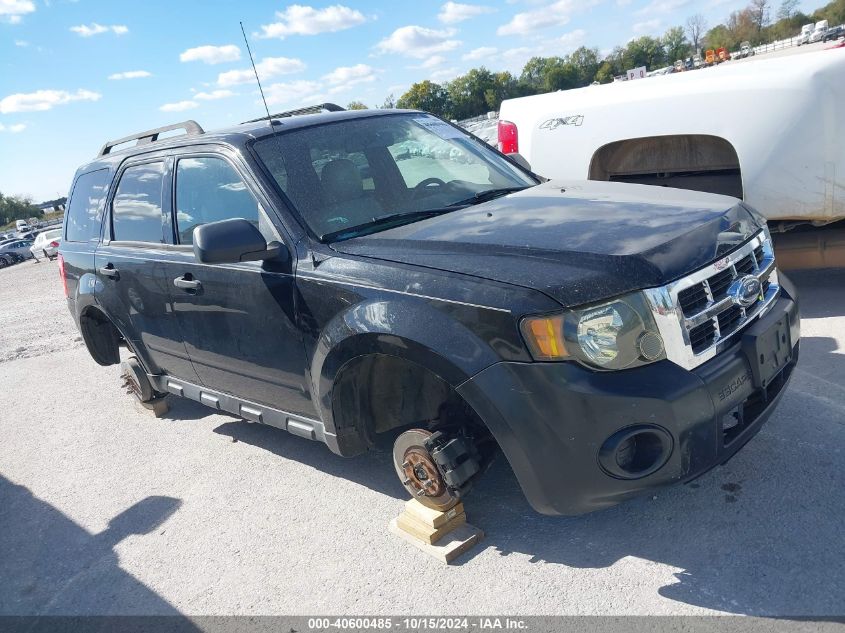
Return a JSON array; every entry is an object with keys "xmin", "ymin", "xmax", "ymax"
[{"xmin": 644, "ymin": 231, "xmax": 780, "ymax": 370}]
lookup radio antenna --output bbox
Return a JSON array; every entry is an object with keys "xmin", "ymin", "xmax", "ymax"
[{"xmin": 240, "ymin": 21, "xmax": 273, "ymax": 125}]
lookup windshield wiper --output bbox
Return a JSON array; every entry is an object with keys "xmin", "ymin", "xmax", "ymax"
[
  {"xmin": 451, "ymin": 186, "xmax": 531, "ymax": 207},
  {"xmin": 321, "ymin": 206, "xmax": 469, "ymax": 242}
]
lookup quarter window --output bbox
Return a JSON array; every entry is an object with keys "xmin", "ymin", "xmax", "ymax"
[
  {"xmin": 65, "ymin": 168, "xmax": 110, "ymax": 243},
  {"xmin": 175, "ymin": 156, "xmax": 268, "ymax": 245},
  {"xmin": 112, "ymin": 162, "xmax": 166, "ymax": 243}
]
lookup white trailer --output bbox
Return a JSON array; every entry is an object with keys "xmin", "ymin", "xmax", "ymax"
[{"xmin": 496, "ymin": 48, "xmax": 845, "ymax": 268}]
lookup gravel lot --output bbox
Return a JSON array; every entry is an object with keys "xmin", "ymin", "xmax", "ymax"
[{"xmin": 1, "ymin": 257, "xmax": 843, "ymax": 616}]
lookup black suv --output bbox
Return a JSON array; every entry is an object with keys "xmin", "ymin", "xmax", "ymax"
[{"xmin": 60, "ymin": 106, "xmax": 800, "ymax": 515}]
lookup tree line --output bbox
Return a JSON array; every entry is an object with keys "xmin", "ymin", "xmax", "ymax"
[
  {"xmin": 0, "ymin": 193, "xmax": 42, "ymax": 229},
  {"xmin": 347, "ymin": 0, "xmax": 843, "ymax": 121}
]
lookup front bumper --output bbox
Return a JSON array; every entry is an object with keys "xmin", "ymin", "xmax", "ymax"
[{"xmin": 457, "ymin": 284, "xmax": 800, "ymax": 516}]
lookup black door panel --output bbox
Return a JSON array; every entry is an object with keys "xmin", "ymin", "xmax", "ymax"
[
  {"xmin": 94, "ymin": 246, "xmax": 200, "ymax": 382},
  {"xmin": 163, "ymin": 253, "xmax": 314, "ymax": 417}
]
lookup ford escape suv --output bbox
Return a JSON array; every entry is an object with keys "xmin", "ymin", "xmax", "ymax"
[{"xmin": 60, "ymin": 105, "xmax": 799, "ymax": 515}]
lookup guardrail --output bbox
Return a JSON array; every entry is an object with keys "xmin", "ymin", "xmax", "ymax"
[{"xmin": 754, "ymin": 25, "xmax": 845, "ymax": 55}]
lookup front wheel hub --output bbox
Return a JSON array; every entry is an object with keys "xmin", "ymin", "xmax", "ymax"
[{"xmin": 393, "ymin": 429, "xmax": 459, "ymax": 511}]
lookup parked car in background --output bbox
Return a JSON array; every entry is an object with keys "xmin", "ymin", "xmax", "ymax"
[
  {"xmin": 809, "ymin": 20, "xmax": 829, "ymax": 43},
  {"xmin": 15, "ymin": 220, "xmax": 31, "ymax": 233},
  {"xmin": 0, "ymin": 239, "xmax": 34, "ymax": 262},
  {"xmin": 30, "ymin": 229, "xmax": 62, "ymax": 261},
  {"xmin": 740, "ymin": 41, "xmax": 754, "ymax": 58},
  {"xmin": 823, "ymin": 25, "xmax": 845, "ymax": 42}
]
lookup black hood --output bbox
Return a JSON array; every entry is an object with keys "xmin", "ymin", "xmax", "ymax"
[{"xmin": 330, "ymin": 180, "xmax": 764, "ymax": 307}]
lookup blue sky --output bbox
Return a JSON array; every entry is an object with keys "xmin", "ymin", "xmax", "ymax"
[{"xmin": 0, "ymin": 0, "xmax": 821, "ymax": 201}]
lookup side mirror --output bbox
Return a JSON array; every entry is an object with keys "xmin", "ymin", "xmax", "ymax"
[
  {"xmin": 193, "ymin": 218, "xmax": 283, "ymax": 264},
  {"xmin": 507, "ymin": 152, "xmax": 531, "ymax": 172}
]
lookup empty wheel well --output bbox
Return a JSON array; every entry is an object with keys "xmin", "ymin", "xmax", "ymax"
[
  {"xmin": 79, "ymin": 307, "xmax": 123, "ymax": 366},
  {"xmin": 331, "ymin": 353, "xmax": 495, "ymax": 455},
  {"xmin": 589, "ymin": 134, "xmax": 743, "ymax": 199}
]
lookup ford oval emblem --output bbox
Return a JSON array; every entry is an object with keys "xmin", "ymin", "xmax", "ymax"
[{"xmin": 728, "ymin": 275, "xmax": 762, "ymax": 308}]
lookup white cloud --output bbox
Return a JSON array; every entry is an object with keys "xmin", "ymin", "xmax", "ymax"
[
  {"xmin": 259, "ymin": 4, "xmax": 366, "ymax": 39},
  {"xmin": 497, "ymin": 30, "xmax": 587, "ymax": 71},
  {"xmin": 462, "ymin": 46, "xmax": 497, "ymax": 61},
  {"xmin": 416, "ymin": 55, "xmax": 447, "ymax": 69},
  {"xmin": 322, "ymin": 63, "xmax": 377, "ymax": 95},
  {"xmin": 159, "ymin": 100, "xmax": 199, "ymax": 112},
  {"xmin": 264, "ymin": 80, "xmax": 323, "ymax": 107},
  {"xmin": 0, "ymin": 0, "xmax": 34, "ymax": 23},
  {"xmin": 323, "ymin": 63, "xmax": 375, "ymax": 85},
  {"xmin": 70, "ymin": 23, "xmax": 129, "ymax": 37},
  {"xmin": 193, "ymin": 89, "xmax": 236, "ymax": 100},
  {"xmin": 497, "ymin": 0, "xmax": 586, "ymax": 36},
  {"xmin": 430, "ymin": 67, "xmax": 459, "ymax": 82},
  {"xmin": 556, "ymin": 28, "xmax": 587, "ymax": 50},
  {"xmin": 636, "ymin": 0, "xmax": 690, "ymax": 14},
  {"xmin": 0, "ymin": 122, "xmax": 26, "ymax": 133},
  {"xmin": 438, "ymin": 2, "xmax": 495, "ymax": 24},
  {"xmin": 179, "ymin": 44, "xmax": 241, "ymax": 65},
  {"xmin": 14, "ymin": 39, "xmax": 29, "ymax": 47},
  {"xmin": 375, "ymin": 26, "xmax": 461, "ymax": 59},
  {"xmin": 0, "ymin": 89, "xmax": 101, "ymax": 114},
  {"xmin": 108, "ymin": 70, "xmax": 152, "ymax": 80},
  {"xmin": 633, "ymin": 19, "xmax": 662, "ymax": 33},
  {"xmin": 217, "ymin": 57, "xmax": 306, "ymax": 87}
]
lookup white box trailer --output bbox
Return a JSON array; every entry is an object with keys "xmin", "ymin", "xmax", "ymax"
[{"xmin": 498, "ymin": 49, "xmax": 844, "ymax": 230}]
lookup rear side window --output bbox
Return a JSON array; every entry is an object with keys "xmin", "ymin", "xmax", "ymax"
[
  {"xmin": 65, "ymin": 169, "xmax": 110, "ymax": 242},
  {"xmin": 112, "ymin": 162, "xmax": 166, "ymax": 243},
  {"xmin": 174, "ymin": 156, "xmax": 267, "ymax": 245}
]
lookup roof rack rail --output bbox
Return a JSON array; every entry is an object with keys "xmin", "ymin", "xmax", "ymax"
[
  {"xmin": 98, "ymin": 120, "xmax": 205, "ymax": 157},
  {"xmin": 242, "ymin": 103, "xmax": 345, "ymax": 124}
]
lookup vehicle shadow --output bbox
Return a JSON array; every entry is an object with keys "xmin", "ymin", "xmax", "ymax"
[
  {"xmin": 0, "ymin": 475, "xmax": 193, "ymax": 618},
  {"xmin": 785, "ymin": 268, "xmax": 845, "ymax": 318},
  {"xmin": 212, "ymin": 421, "xmax": 409, "ymax": 502},
  {"xmin": 202, "ymin": 272, "xmax": 844, "ymax": 616}
]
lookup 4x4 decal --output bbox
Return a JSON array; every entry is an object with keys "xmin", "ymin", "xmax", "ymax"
[{"xmin": 539, "ymin": 115, "xmax": 584, "ymax": 130}]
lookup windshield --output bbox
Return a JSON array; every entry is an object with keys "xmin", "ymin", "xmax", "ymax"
[{"xmin": 252, "ymin": 113, "xmax": 536, "ymax": 240}]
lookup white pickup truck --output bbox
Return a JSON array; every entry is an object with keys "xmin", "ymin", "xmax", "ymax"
[{"xmin": 497, "ymin": 48, "xmax": 845, "ymax": 267}]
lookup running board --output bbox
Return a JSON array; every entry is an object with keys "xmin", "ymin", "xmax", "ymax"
[{"xmin": 147, "ymin": 374, "xmax": 329, "ymax": 443}]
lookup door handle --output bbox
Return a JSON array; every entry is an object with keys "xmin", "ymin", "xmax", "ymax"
[
  {"xmin": 98, "ymin": 264, "xmax": 119, "ymax": 279},
  {"xmin": 173, "ymin": 275, "xmax": 202, "ymax": 292}
]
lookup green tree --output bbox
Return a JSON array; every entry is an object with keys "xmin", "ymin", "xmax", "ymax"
[
  {"xmin": 380, "ymin": 94, "xmax": 396, "ymax": 109},
  {"xmin": 397, "ymin": 80, "xmax": 453, "ymax": 118},
  {"xmin": 777, "ymin": 0, "xmax": 800, "ymax": 20},
  {"xmin": 483, "ymin": 71, "xmax": 519, "ymax": 111},
  {"xmin": 519, "ymin": 56, "xmax": 563, "ymax": 92},
  {"xmin": 446, "ymin": 67, "xmax": 497, "ymax": 120},
  {"xmin": 346, "ymin": 100, "xmax": 368, "ymax": 110},
  {"xmin": 542, "ymin": 61, "xmax": 579, "ymax": 92},
  {"xmin": 0, "ymin": 193, "xmax": 42, "ymax": 228},
  {"xmin": 567, "ymin": 46, "xmax": 601, "ymax": 86},
  {"xmin": 686, "ymin": 14, "xmax": 707, "ymax": 52},
  {"xmin": 623, "ymin": 36, "xmax": 667, "ymax": 71},
  {"xmin": 663, "ymin": 26, "xmax": 690, "ymax": 63}
]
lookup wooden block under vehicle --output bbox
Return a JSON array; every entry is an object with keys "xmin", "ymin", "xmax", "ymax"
[
  {"xmin": 402, "ymin": 499, "xmax": 464, "ymax": 528},
  {"xmin": 396, "ymin": 509, "xmax": 466, "ymax": 545},
  {"xmin": 389, "ymin": 517, "xmax": 483, "ymax": 564}
]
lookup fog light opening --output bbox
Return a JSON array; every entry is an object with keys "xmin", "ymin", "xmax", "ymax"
[{"xmin": 599, "ymin": 426, "xmax": 672, "ymax": 480}]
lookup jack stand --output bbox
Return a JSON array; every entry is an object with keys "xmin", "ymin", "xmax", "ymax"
[{"xmin": 389, "ymin": 499, "xmax": 483, "ymax": 564}]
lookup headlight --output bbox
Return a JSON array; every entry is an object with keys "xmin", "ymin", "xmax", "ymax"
[{"xmin": 520, "ymin": 292, "xmax": 665, "ymax": 370}]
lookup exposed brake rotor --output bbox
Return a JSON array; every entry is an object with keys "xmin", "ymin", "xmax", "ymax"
[{"xmin": 393, "ymin": 429, "xmax": 460, "ymax": 511}]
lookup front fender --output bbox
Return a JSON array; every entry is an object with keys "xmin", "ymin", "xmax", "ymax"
[{"xmin": 311, "ymin": 297, "xmax": 502, "ymax": 445}]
